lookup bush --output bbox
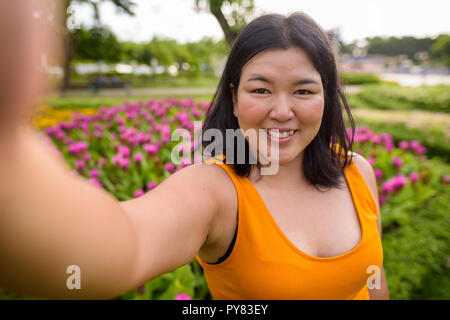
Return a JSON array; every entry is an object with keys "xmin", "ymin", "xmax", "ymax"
[
  {"xmin": 340, "ymin": 72, "xmax": 382, "ymax": 85},
  {"xmin": 354, "ymin": 84, "xmax": 450, "ymax": 113}
]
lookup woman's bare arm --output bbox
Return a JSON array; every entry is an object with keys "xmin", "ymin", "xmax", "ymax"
[{"xmin": 0, "ymin": 127, "xmax": 222, "ymax": 299}]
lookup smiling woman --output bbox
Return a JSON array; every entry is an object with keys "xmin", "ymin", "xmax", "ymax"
[
  {"xmin": 0, "ymin": 3, "xmax": 388, "ymax": 300},
  {"xmin": 197, "ymin": 12, "xmax": 389, "ymax": 300}
]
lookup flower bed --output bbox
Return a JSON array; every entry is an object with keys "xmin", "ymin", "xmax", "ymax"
[{"xmin": 9, "ymin": 98, "xmax": 448, "ymax": 300}]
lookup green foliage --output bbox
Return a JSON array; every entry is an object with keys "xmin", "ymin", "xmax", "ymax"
[
  {"xmin": 71, "ymin": 25, "xmax": 122, "ymax": 62},
  {"xmin": 340, "ymin": 73, "xmax": 382, "ymax": 85},
  {"xmin": 342, "ymin": 34, "xmax": 450, "ymax": 66},
  {"xmin": 430, "ymin": 34, "xmax": 450, "ymax": 67},
  {"xmin": 353, "ymin": 84, "xmax": 450, "ymax": 113},
  {"xmin": 366, "ymin": 35, "xmax": 435, "ymax": 61}
]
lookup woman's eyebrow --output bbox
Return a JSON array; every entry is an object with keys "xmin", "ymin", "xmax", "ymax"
[{"xmin": 246, "ymin": 75, "xmax": 320, "ymax": 85}]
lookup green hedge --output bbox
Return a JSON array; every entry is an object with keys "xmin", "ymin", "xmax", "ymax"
[
  {"xmin": 340, "ymin": 73, "xmax": 382, "ymax": 85},
  {"xmin": 353, "ymin": 84, "xmax": 450, "ymax": 113}
]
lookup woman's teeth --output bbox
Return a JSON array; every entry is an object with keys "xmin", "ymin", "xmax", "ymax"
[{"xmin": 264, "ymin": 129, "xmax": 295, "ymax": 138}]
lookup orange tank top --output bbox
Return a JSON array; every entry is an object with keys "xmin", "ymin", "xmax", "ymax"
[{"xmin": 195, "ymin": 152, "xmax": 383, "ymax": 300}]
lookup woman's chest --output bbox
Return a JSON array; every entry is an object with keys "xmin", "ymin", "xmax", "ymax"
[{"xmin": 253, "ymin": 180, "xmax": 363, "ymax": 259}]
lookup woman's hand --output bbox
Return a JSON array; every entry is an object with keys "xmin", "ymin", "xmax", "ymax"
[{"xmin": 0, "ymin": 0, "xmax": 61, "ymax": 135}]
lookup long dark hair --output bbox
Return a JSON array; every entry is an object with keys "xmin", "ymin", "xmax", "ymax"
[{"xmin": 201, "ymin": 12, "xmax": 355, "ymax": 192}]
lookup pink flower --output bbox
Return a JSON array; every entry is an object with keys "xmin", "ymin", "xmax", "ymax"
[
  {"xmin": 165, "ymin": 162, "xmax": 175, "ymax": 173},
  {"xmin": 75, "ymin": 160, "xmax": 84, "ymax": 171},
  {"xmin": 371, "ymin": 135, "xmax": 382, "ymax": 145},
  {"xmin": 133, "ymin": 189, "xmax": 144, "ymax": 198},
  {"xmin": 367, "ymin": 158, "xmax": 375, "ymax": 166},
  {"xmin": 392, "ymin": 174, "xmax": 408, "ymax": 189},
  {"xmin": 175, "ymin": 293, "xmax": 192, "ymax": 300},
  {"xmin": 147, "ymin": 181, "xmax": 157, "ymax": 190},
  {"xmin": 89, "ymin": 168, "xmax": 99, "ymax": 178},
  {"xmin": 119, "ymin": 157, "xmax": 130, "ymax": 169},
  {"xmin": 409, "ymin": 172, "xmax": 420, "ymax": 184},
  {"xmin": 68, "ymin": 141, "xmax": 89, "ymax": 154},
  {"xmin": 88, "ymin": 178, "xmax": 102, "ymax": 188},
  {"xmin": 392, "ymin": 156, "xmax": 403, "ymax": 168},
  {"xmin": 374, "ymin": 168, "xmax": 383, "ymax": 181},
  {"xmin": 379, "ymin": 196, "xmax": 387, "ymax": 205},
  {"xmin": 442, "ymin": 175, "xmax": 450, "ymax": 184},
  {"xmin": 399, "ymin": 141, "xmax": 409, "ymax": 150},
  {"xmin": 118, "ymin": 145, "xmax": 130, "ymax": 157},
  {"xmin": 84, "ymin": 153, "xmax": 91, "ymax": 162},
  {"xmin": 133, "ymin": 152, "xmax": 143, "ymax": 163},
  {"xmin": 143, "ymin": 143, "xmax": 159, "ymax": 155},
  {"xmin": 181, "ymin": 159, "xmax": 191, "ymax": 168},
  {"xmin": 382, "ymin": 181, "xmax": 395, "ymax": 194}
]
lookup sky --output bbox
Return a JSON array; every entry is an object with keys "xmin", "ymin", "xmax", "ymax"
[{"xmin": 71, "ymin": 0, "xmax": 450, "ymax": 44}]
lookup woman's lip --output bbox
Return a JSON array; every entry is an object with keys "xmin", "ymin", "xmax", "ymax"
[{"xmin": 263, "ymin": 129, "xmax": 297, "ymax": 144}]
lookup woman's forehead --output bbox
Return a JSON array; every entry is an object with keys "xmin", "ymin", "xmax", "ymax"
[{"xmin": 240, "ymin": 47, "xmax": 320, "ymax": 81}]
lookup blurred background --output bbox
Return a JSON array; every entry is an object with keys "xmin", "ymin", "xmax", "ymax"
[{"xmin": 4, "ymin": 0, "xmax": 450, "ymax": 300}]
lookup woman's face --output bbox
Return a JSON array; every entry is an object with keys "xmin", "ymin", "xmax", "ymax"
[{"xmin": 231, "ymin": 46, "xmax": 325, "ymax": 166}]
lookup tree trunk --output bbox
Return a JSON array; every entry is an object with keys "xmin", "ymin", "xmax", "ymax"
[
  {"xmin": 62, "ymin": 1, "xmax": 73, "ymax": 90},
  {"xmin": 210, "ymin": 7, "xmax": 238, "ymax": 48}
]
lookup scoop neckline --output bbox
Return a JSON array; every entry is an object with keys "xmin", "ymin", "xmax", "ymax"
[{"xmin": 243, "ymin": 161, "xmax": 365, "ymax": 262}]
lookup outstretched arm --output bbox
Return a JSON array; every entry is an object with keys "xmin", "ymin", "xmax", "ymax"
[{"xmin": 0, "ymin": 128, "xmax": 222, "ymax": 299}]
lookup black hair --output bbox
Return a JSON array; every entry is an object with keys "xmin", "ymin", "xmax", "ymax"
[{"xmin": 201, "ymin": 12, "xmax": 355, "ymax": 192}]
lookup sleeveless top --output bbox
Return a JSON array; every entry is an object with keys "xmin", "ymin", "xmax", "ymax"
[{"xmin": 195, "ymin": 151, "xmax": 383, "ymax": 300}]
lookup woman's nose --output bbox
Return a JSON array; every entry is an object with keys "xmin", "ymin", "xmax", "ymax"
[{"xmin": 270, "ymin": 94, "xmax": 295, "ymax": 121}]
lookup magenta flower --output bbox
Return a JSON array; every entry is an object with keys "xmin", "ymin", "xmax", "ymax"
[
  {"xmin": 374, "ymin": 168, "xmax": 383, "ymax": 181},
  {"xmin": 175, "ymin": 293, "xmax": 192, "ymax": 300},
  {"xmin": 147, "ymin": 181, "xmax": 157, "ymax": 190},
  {"xmin": 371, "ymin": 135, "xmax": 382, "ymax": 145},
  {"xmin": 84, "ymin": 153, "xmax": 91, "ymax": 162},
  {"xmin": 409, "ymin": 172, "xmax": 420, "ymax": 184},
  {"xmin": 133, "ymin": 152, "xmax": 143, "ymax": 163},
  {"xmin": 442, "ymin": 175, "xmax": 450, "ymax": 184},
  {"xmin": 119, "ymin": 157, "xmax": 130, "ymax": 169},
  {"xmin": 392, "ymin": 156, "xmax": 403, "ymax": 168},
  {"xmin": 75, "ymin": 160, "xmax": 85, "ymax": 171},
  {"xmin": 165, "ymin": 162, "xmax": 175, "ymax": 173},
  {"xmin": 118, "ymin": 145, "xmax": 130, "ymax": 157},
  {"xmin": 392, "ymin": 174, "xmax": 408, "ymax": 189},
  {"xmin": 133, "ymin": 189, "xmax": 144, "ymax": 198},
  {"xmin": 379, "ymin": 196, "xmax": 387, "ymax": 205},
  {"xmin": 88, "ymin": 178, "xmax": 102, "ymax": 188},
  {"xmin": 143, "ymin": 143, "xmax": 159, "ymax": 155},
  {"xmin": 89, "ymin": 168, "xmax": 99, "ymax": 178},
  {"xmin": 68, "ymin": 141, "xmax": 89, "ymax": 154},
  {"xmin": 181, "ymin": 159, "xmax": 191, "ymax": 168},
  {"xmin": 382, "ymin": 182, "xmax": 395, "ymax": 194},
  {"xmin": 399, "ymin": 141, "xmax": 409, "ymax": 150},
  {"xmin": 367, "ymin": 158, "xmax": 375, "ymax": 166}
]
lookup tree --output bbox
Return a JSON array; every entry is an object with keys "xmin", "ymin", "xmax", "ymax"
[
  {"xmin": 430, "ymin": 34, "xmax": 450, "ymax": 67},
  {"xmin": 194, "ymin": 0, "xmax": 255, "ymax": 48},
  {"xmin": 71, "ymin": 25, "xmax": 122, "ymax": 62},
  {"xmin": 62, "ymin": 0, "xmax": 136, "ymax": 88}
]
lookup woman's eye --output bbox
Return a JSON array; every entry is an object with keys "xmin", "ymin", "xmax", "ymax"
[
  {"xmin": 295, "ymin": 89, "xmax": 312, "ymax": 95},
  {"xmin": 251, "ymin": 88, "xmax": 269, "ymax": 94}
]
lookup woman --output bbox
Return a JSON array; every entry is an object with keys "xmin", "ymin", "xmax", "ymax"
[{"xmin": 0, "ymin": 1, "xmax": 389, "ymax": 299}]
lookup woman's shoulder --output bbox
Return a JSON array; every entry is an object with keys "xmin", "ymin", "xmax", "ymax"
[
  {"xmin": 186, "ymin": 159, "xmax": 239, "ymax": 251},
  {"xmin": 185, "ymin": 159, "xmax": 239, "ymax": 213},
  {"xmin": 346, "ymin": 152, "xmax": 380, "ymax": 212}
]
